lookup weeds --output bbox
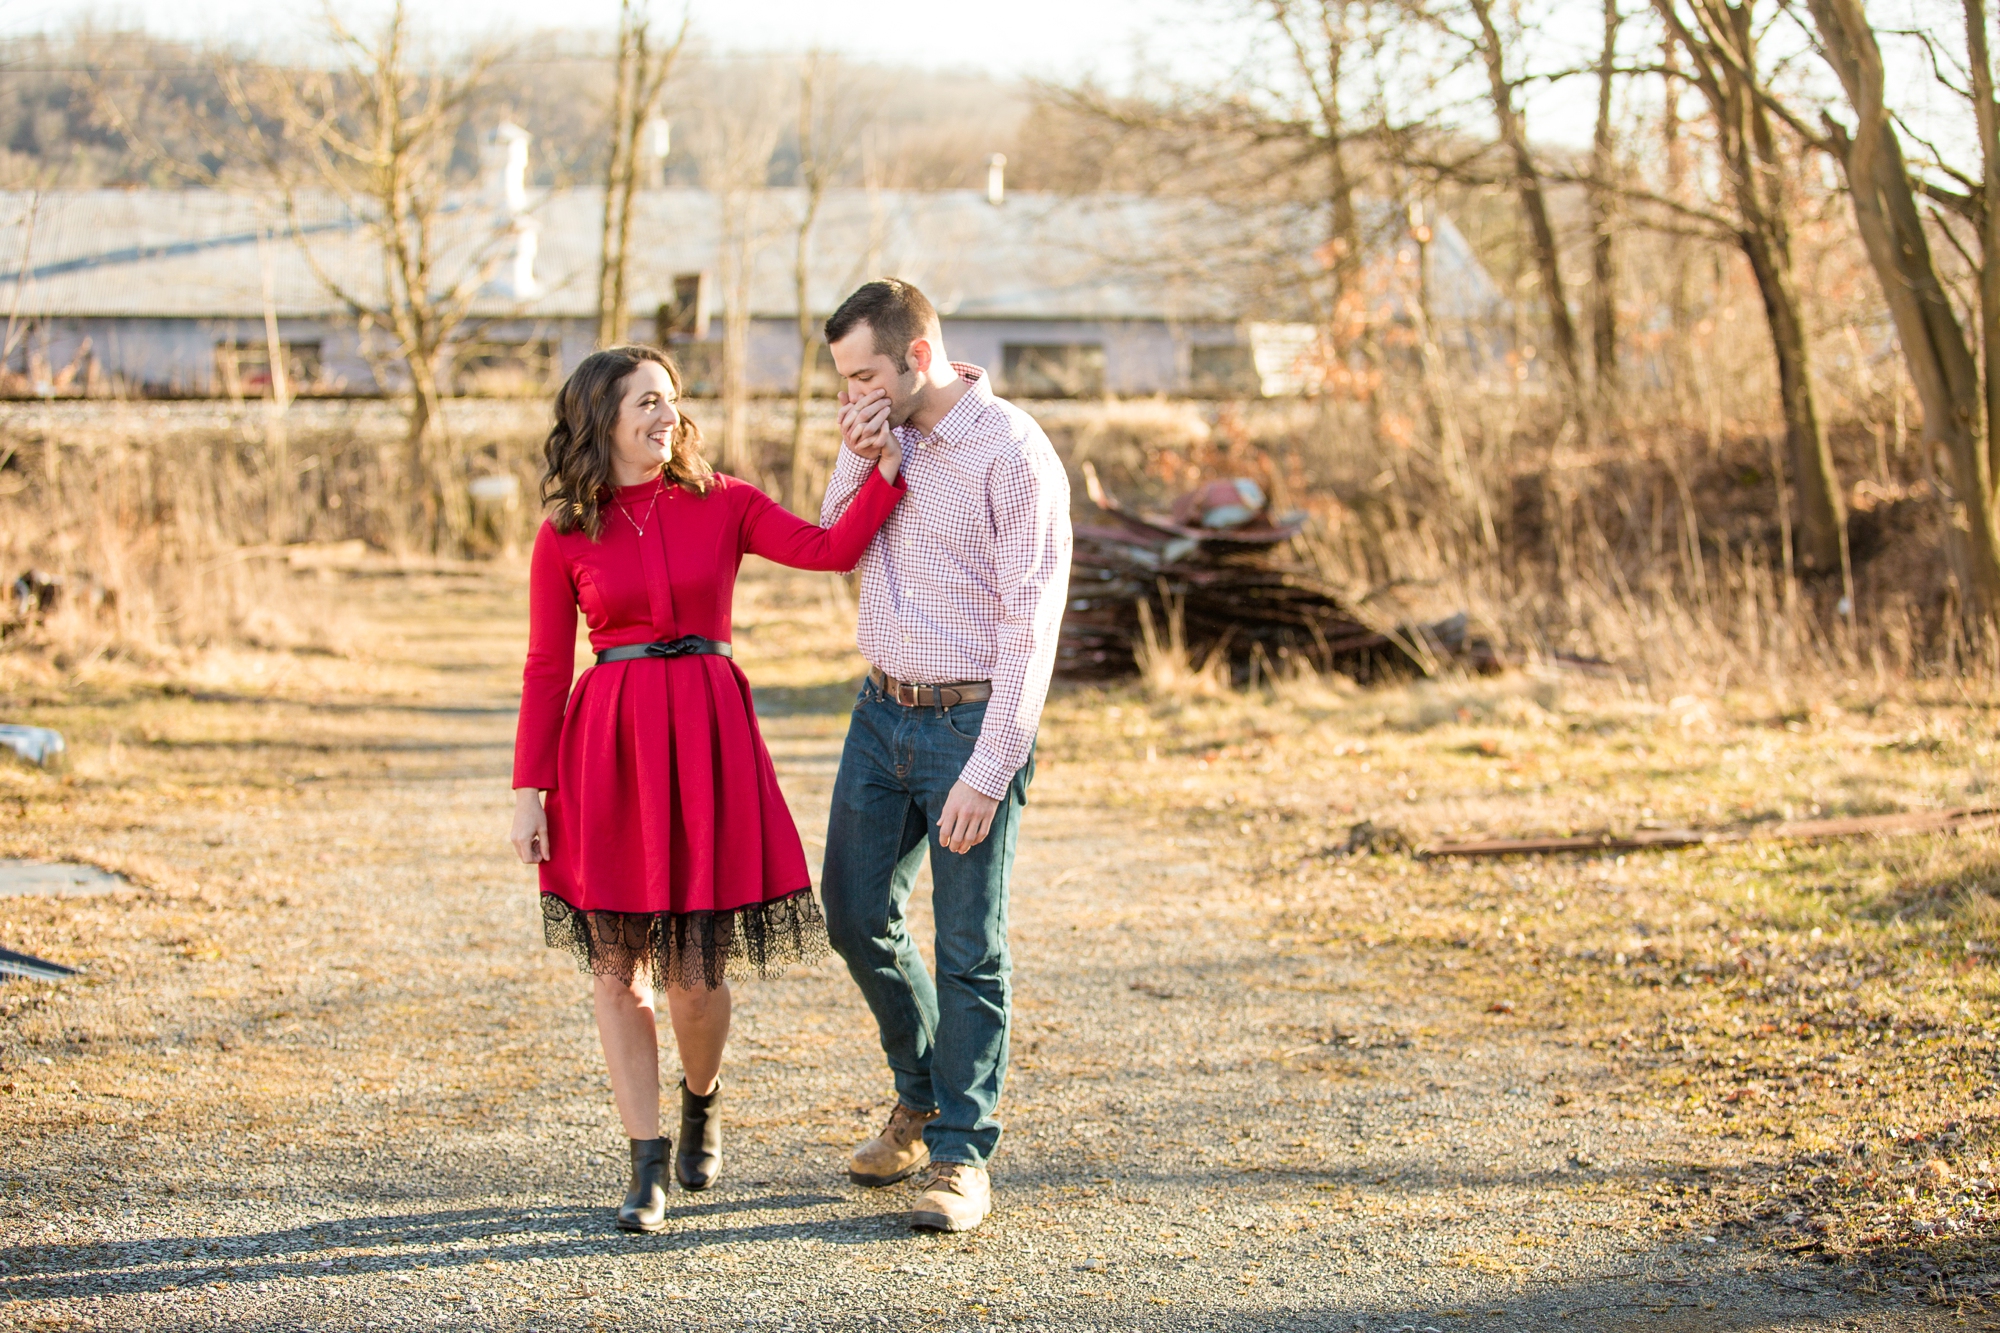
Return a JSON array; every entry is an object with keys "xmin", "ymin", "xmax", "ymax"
[{"xmin": 1040, "ymin": 660, "xmax": 2000, "ymax": 1287}]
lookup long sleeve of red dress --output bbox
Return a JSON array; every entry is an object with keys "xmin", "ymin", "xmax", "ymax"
[
  {"xmin": 513, "ymin": 466, "xmax": 904, "ymax": 792},
  {"xmin": 515, "ymin": 520, "xmax": 583, "ymax": 792},
  {"xmin": 736, "ymin": 473, "xmax": 905, "ymax": 571}
]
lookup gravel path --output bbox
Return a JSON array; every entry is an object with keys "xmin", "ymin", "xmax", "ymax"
[{"xmin": 0, "ymin": 568, "xmax": 1958, "ymax": 1331}]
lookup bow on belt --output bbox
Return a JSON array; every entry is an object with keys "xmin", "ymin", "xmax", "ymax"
[{"xmin": 594, "ymin": 635, "xmax": 735, "ymax": 665}]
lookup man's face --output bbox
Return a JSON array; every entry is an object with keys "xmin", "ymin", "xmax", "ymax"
[{"xmin": 829, "ymin": 322, "xmax": 925, "ymax": 427}]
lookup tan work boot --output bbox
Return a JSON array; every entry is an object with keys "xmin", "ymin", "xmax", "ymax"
[
  {"xmin": 910, "ymin": 1162, "xmax": 990, "ymax": 1233},
  {"xmin": 848, "ymin": 1102, "xmax": 938, "ymax": 1187}
]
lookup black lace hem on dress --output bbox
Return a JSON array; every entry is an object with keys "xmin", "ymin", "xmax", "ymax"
[{"xmin": 540, "ymin": 889, "xmax": 827, "ymax": 990}]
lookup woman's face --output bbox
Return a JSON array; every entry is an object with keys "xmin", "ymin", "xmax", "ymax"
[{"xmin": 608, "ymin": 360, "xmax": 680, "ymax": 483}]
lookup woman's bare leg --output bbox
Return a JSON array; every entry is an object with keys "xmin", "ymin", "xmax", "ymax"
[
  {"xmin": 594, "ymin": 971, "xmax": 661, "ymax": 1139},
  {"xmin": 664, "ymin": 979, "xmax": 732, "ymax": 1095}
]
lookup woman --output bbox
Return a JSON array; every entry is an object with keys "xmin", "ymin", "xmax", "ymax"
[{"xmin": 509, "ymin": 345, "xmax": 903, "ymax": 1233}]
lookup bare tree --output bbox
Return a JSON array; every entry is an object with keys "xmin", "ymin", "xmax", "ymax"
[
  {"xmin": 785, "ymin": 54, "xmax": 875, "ymax": 514},
  {"xmin": 1461, "ymin": 0, "xmax": 1586, "ymax": 428},
  {"xmin": 1805, "ymin": 0, "xmax": 2000, "ymax": 617},
  {"xmin": 1043, "ymin": 0, "xmax": 1409, "ymax": 417},
  {"xmin": 1654, "ymin": 0, "xmax": 1845, "ymax": 576},
  {"xmin": 1263, "ymin": 0, "xmax": 1373, "ymax": 310},
  {"xmin": 209, "ymin": 4, "xmax": 511, "ymax": 550},
  {"xmin": 1588, "ymin": 0, "xmax": 1623, "ymax": 411},
  {"xmin": 1659, "ymin": 36, "xmax": 1696, "ymax": 416},
  {"xmin": 597, "ymin": 0, "xmax": 687, "ymax": 348},
  {"xmin": 688, "ymin": 65, "xmax": 787, "ymax": 477},
  {"xmin": 257, "ymin": 226, "xmax": 294, "ymax": 544}
]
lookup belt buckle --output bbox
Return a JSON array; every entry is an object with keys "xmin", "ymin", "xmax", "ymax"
[{"xmin": 895, "ymin": 681, "xmax": 920, "ymax": 707}]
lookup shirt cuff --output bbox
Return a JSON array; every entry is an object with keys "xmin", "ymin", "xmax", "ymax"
[
  {"xmin": 957, "ymin": 747, "xmax": 1020, "ymax": 802},
  {"xmin": 831, "ymin": 446, "xmax": 873, "ymax": 484}
]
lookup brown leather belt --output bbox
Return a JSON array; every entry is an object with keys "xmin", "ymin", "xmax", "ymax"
[{"xmin": 868, "ymin": 666, "xmax": 992, "ymax": 708}]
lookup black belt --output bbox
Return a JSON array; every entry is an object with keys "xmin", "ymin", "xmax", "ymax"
[{"xmin": 595, "ymin": 635, "xmax": 734, "ymax": 665}]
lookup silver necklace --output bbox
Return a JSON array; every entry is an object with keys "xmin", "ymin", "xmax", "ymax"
[{"xmin": 614, "ymin": 476, "xmax": 667, "ymax": 537}]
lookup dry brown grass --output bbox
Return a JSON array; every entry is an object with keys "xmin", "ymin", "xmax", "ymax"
[
  {"xmin": 0, "ymin": 365, "xmax": 1974, "ymax": 712},
  {"xmin": 1040, "ymin": 663, "xmax": 2000, "ymax": 1289}
]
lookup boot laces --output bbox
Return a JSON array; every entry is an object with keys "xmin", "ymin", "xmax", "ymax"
[
  {"xmin": 888, "ymin": 1104, "xmax": 932, "ymax": 1144},
  {"xmin": 920, "ymin": 1162, "xmax": 974, "ymax": 1195}
]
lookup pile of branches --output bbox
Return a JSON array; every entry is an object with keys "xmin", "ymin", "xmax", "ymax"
[{"xmin": 1057, "ymin": 470, "xmax": 1497, "ymax": 683}]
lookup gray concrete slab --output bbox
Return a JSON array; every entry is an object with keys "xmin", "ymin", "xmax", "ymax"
[{"xmin": 0, "ymin": 859, "xmax": 129, "ymax": 896}]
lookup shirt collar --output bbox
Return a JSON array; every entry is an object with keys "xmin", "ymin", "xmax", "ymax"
[{"xmin": 901, "ymin": 363, "xmax": 993, "ymax": 448}]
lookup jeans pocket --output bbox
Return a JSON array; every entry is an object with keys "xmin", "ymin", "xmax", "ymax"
[{"xmin": 943, "ymin": 701, "xmax": 987, "ymax": 742}]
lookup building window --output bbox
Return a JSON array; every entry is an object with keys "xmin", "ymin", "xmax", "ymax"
[
  {"xmin": 458, "ymin": 338, "xmax": 559, "ymax": 396},
  {"xmin": 656, "ymin": 272, "xmax": 713, "ymax": 342},
  {"xmin": 1002, "ymin": 343, "xmax": 1105, "ymax": 398},
  {"xmin": 1189, "ymin": 344, "xmax": 1258, "ymax": 397},
  {"xmin": 215, "ymin": 341, "xmax": 325, "ymax": 398}
]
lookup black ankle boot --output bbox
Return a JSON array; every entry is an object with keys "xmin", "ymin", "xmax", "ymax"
[
  {"xmin": 677, "ymin": 1079, "xmax": 722, "ymax": 1191},
  {"xmin": 616, "ymin": 1136, "xmax": 670, "ymax": 1233}
]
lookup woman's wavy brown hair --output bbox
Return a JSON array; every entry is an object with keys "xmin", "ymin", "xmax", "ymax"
[{"xmin": 541, "ymin": 345, "xmax": 712, "ymax": 539}]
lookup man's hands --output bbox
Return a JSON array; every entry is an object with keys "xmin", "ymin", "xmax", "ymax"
[
  {"xmin": 838, "ymin": 386, "xmax": 893, "ymax": 460},
  {"xmin": 510, "ymin": 788, "xmax": 549, "ymax": 864},
  {"xmin": 837, "ymin": 386, "xmax": 903, "ymax": 485},
  {"xmin": 937, "ymin": 780, "xmax": 1001, "ymax": 855}
]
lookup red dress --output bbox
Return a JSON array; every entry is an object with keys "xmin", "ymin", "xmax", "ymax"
[{"xmin": 513, "ymin": 468, "xmax": 905, "ymax": 987}]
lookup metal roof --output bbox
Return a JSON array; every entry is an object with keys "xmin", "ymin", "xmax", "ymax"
[{"xmin": 0, "ymin": 187, "xmax": 1502, "ymax": 325}]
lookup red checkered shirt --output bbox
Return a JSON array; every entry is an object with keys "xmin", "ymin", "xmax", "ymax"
[{"xmin": 821, "ymin": 364, "xmax": 1073, "ymax": 800}]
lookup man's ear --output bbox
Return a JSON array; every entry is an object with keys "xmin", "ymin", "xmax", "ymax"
[{"xmin": 908, "ymin": 337, "xmax": 934, "ymax": 376}]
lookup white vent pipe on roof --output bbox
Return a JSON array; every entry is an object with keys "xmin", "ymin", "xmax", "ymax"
[
  {"xmin": 510, "ymin": 220, "xmax": 540, "ymax": 299},
  {"xmin": 644, "ymin": 117, "xmax": 671, "ymax": 184},
  {"xmin": 488, "ymin": 121, "xmax": 531, "ymax": 215}
]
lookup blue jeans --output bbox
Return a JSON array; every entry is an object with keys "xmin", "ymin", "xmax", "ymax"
[{"xmin": 820, "ymin": 679, "xmax": 1034, "ymax": 1169}]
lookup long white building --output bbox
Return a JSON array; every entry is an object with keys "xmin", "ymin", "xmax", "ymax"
[{"xmin": 0, "ymin": 170, "xmax": 1504, "ymax": 401}]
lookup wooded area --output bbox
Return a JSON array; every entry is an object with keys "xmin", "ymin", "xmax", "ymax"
[{"xmin": 3, "ymin": 0, "xmax": 1998, "ymax": 683}]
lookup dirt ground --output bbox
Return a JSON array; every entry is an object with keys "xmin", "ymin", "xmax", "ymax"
[{"xmin": 2, "ymin": 558, "xmax": 1998, "ymax": 1331}]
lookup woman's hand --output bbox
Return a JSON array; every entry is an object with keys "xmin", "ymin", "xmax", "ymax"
[
  {"xmin": 510, "ymin": 788, "xmax": 550, "ymax": 863},
  {"xmin": 875, "ymin": 431, "xmax": 904, "ymax": 486}
]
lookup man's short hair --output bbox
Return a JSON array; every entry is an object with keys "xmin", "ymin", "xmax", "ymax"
[{"xmin": 824, "ymin": 279, "xmax": 939, "ymax": 373}]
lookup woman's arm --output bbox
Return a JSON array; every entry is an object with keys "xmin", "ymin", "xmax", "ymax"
[
  {"xmin": 740, "ymin": 444, "xmax": 906, "ymax": 572},
  {"xmin": 512, "ymin": 523, "xmax": 577, "ymax": 794}
]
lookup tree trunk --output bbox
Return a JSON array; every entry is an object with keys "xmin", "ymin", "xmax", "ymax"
[
  {"xmin": 1588, "ymin": 0, "xmax": 1620, "ymax": 411},
  {"xmin": 1660, "ymin": 0, "xmax": 1845, "ymax": 575},
  {"xmin": 1805, "ymin": 0, "xmax": 2000, "ymax": 616},
  {"xmin": 1661, "ymin": 39, "xmax": 1694, "ymax": 416},
  {"xmin": 787, "ymin": 234, "xmax": 818, "ymax": 513},
  {"xmin": 1970, "ymin": 0, "xmax": 2000, "ymax": 495},
  {"xmin": 406, "ymin": 350, "xmax": 464, "ymax": 553},
  {"xmin": 787, "ymin": 64, "xmax": 825, "ymax": 516},
  {"xmin": 1319, "ymin": 6, "xmax": 1363, "ymax": 306},
  {"xmin": 258, "ymin": 228, "xmax": 292, "ymax": 545},
  {"xmin": 719, "ymin": 189, "xmax": 753, "ymax": 478},
  {"xmin": 596, "ymin": 11, "xmax": 636, "ymax": 348},
  {"xmin": 1468, "ymin": 0, "xmax": 1584, "ymax": 424},
  {"xmin": 1727, "ymin": 0, "xmax": 1843, "ymax": 575},
  {"xmin": 1737, "ymin": 222, "xmax": 1843, "ymax": 573},
  {"xmin": 597, "ymin": 5, "xmax": 682, "ymax": 349}
]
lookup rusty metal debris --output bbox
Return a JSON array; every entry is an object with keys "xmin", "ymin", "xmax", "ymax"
[
  {"xmin": 1058, "ymin": 463, "xmax": 1499, "ymax": 681},
  {"xmin": 1420, "ymin": 805, "xmax": 2000, "ymax": 859}
]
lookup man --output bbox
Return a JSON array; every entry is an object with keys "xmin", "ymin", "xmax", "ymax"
[{"xmin": 817, "ymin": 278, "xmax": 1072, "ymax": 1233}]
